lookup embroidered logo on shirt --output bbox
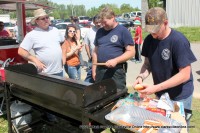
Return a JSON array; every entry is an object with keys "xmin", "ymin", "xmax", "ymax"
[
  {"xmin": 162, "ymin": 49, "xmax": 170, "ymax": 60},
  {"xmin": 110, "ymin": 35, "xmax": 118, "ymax": 43}
]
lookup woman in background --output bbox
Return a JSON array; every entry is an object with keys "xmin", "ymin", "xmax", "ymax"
[{"xmin": 62, "ymin": 24, "xmax": 83, "ymax": 80}]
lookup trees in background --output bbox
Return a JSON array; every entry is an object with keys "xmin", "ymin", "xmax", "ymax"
[
  {"xmin": 0, "ymin": 0, "xmax": 141, "ymax": 19},
  {"xmin": 0, "ymin": 0, "xmax": 165, "ymax": 20}
]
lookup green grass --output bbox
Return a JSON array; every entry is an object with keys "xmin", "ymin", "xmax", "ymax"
[
  {"xmin": 0, "ymin": 115, "xmax": 8, "ymax": 133},
  {"xmin": 190, "ymin": 98, "xmax": 200, "ymax": 133},
  {"xmin": 175, "ymin": 27, "xmax": 200, "ymax": 43}
]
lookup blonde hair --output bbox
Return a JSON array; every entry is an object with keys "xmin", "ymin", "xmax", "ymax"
[{"xmin": 99, "ymin": 6, "xmax": 115, "ymax": 20}]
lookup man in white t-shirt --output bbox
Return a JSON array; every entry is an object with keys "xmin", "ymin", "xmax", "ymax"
[
  {"xmin": 83, "ymin": 15, "xmax": 101, "ymax": 83},
  {"xmin": 18, "ymin": 8, "xmax": 64, "ymax": 75},
  {"xmin": 18, "ymin": 8, "xmax": 64, "ymax": 123}
]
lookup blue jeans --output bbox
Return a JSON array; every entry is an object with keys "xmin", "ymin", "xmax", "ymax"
[
  {"xmin": 64, "ymin": 64, "xmax": 81, "ymax": 80},
  {"xmin": 52, "ymin": 71, "xmax": 63, "ymax": 77},
  {"xmin": 84, "ymin": 68, "xmax": 94, "ymax": 83},
  {"xmin": 176, "ymin": 94, "xmax": 193, "ymax": 127}
]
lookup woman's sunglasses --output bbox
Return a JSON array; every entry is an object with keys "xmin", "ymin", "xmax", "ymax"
[{"xmin": 68, "ymin": 30, "xmax": 76, "ymax": 33}]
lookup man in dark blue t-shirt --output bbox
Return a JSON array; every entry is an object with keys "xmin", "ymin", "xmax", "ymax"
[
  {"xmin": 92, "ymin": 7, "xmax": 135, "ymax": 90},
  {"xmin": 133, "ymin": 7, "xmax": 196, "ymax": 126}
]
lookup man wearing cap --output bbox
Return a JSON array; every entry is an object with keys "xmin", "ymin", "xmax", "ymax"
[
  {"xmin": 133, "ymin": 7, "xmax": 196, "ymax": 126},
  {"xmin": 18, "ymin": 8, "xmax": 65, "ymax": 122}
]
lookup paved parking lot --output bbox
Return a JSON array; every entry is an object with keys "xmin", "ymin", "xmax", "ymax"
[{"xmin": 80, "ymin": 43, "xmax": 200, "ymax": 99}]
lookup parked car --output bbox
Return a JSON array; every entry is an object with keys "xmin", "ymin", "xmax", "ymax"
[
  {"xmin": 54, "ymin": 22, "xmax": 89, "ymax": 39},
  {"xmin": 64, "ymin": 18, "xmax": 71, "ymax": 22},
  {"xmin": 131, "ymin": 11, "xmax": 142, "ymax": 17},
  {"xmin": 121, "ymin": 11, "xmax": 142, "ymax": 21},
  {"xmin": 79, "ymin": 21, "xmax": 92, "ymax": 28},
  {"xmin": 4, "ymin": 22, "xmax": 14, "ymax": 33},
  {"xmin": 78, "ymin": 16, "xmax": 90, "ymax": 23},
  {"xmin": 115, "ymin": 17, "xmax": 129, "ymax": 28},
  {"xmin": 125, "ymin": 19, "xmax": 134, "ymax": 27}
]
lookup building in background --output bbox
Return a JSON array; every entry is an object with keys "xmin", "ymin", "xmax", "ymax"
[
  {"xmin": 166, "ymin": 0, "xmax": 200, "ymax": 27},
  {"xmin": 142, "ymin": 0, "xmax": 200, "ymax": 28}
]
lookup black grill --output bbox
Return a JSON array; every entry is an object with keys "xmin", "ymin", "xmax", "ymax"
[{"xmin": 4, "ymin": 63, "xmax": 129, "ymax": 133}]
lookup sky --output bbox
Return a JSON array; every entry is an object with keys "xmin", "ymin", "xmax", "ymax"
[{"xmin": 50, "ymin": 0, "xmax": 141, "ymax": 10}]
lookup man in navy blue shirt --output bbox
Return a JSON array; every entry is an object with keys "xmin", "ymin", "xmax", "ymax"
[
  {"xmin": 92, "ymin": 7, "xmax": 135, "ymax": 90},
  {"xmin": 133, "ymin": 7, "xmax": 196, "ymax": 126}
]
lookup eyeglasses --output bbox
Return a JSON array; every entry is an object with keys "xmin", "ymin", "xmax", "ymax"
[
  {"xmin": 68, "ymin": 30, "xmax": 76, "ymax": 33},
  {"xmin": 0, "ymin": 25, "xmax": 4, "ymax": 27},
  {"xmin": 37, "ymin": 16, "xmax": 49, "ymax": 21}
]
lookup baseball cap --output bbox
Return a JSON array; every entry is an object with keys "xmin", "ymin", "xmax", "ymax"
[{"xmin": 145, "ymin": 7, "xmax": 167, "ymax": 33}]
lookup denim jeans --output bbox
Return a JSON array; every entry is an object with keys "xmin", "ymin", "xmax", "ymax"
[
  {"xmin": 84, "ymin": 68, "xmax": 94, "ymax": 83},
  {"xmin": 52, "ymin": 71, "xmax": 63, "ymax": 77},
  {"xmin": 175, "ymin": 94, "xmax": 193, "ymax": 128},
  {"xmin": 64, "ymin": 64, "xmax": 81, "ymax": 80}
]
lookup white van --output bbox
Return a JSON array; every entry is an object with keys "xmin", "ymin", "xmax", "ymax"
[
  {"xmin": 131, "ymin": 11, "xmax": 142, "ymax": 17},
  {"xmin": 78, "ymin": 16, "xmax": 90, "ymax": 23}
]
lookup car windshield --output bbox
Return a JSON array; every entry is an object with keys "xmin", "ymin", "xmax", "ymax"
[
  {"xmin": 137, "ymin": 12, "xmax": 142, "ymax": 16},
  {"xmin": 130, "ymin": 13, "xmax": 136, "ymax": 17},
  {"xmin": 116, "ymin": 18, "xmax": 124, "ymax": 21},
  {"xmin": 79, "ymin": 16, "xmax": 89, "ymax": 20},
  {"xmin": 79, "ymin": 25, "xmax": 84, "ymax": 28},
  {"xmin": 55, "ymin": 24, "xmax": 67, "ymax": 29},
  {"xmin": 4, "ymin": 22, "xmax": 13, "ymax": 27}
]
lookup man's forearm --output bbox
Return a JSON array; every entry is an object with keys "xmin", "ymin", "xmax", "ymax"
[
  {"xmin": 85, "ymin": 45, "xmax": 91, "ymax": 59},
  {"xmin": 18, "ymin": 47, "xmax": 37, "ymax": 63},
  {"xmin": 138, "ymin": 58, "xmax": 151, "ymax": 80}
]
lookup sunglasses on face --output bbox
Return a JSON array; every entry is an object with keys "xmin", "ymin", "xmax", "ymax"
[
  {"xmin": 68, "ymin": 30, "xmax": 76, "ymax": 33},
  {"xmin": 37, "ymin": 16, "xmax": 49, "ymax": 21}
]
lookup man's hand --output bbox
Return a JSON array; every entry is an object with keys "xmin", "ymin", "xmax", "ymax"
[
  {"xmin": 138, "ymin": 84, "xmax": 159, "ymax": 95},
  {"xmin": 105, "ymin": 59, "xmax": 118, "ymax": 68},
  {"xmin": 35, "ymin": 59, "xmax": 46, "ymax": 72},
  {"xmin": 92, "ymin": 65, "xmax": 96, "ymax": 81},
  {"xmin": 133, "ymin": 77, "xmax": 143, "ymax": 89}
]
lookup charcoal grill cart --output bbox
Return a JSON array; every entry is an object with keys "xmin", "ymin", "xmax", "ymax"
[{"xmin": 5, "ymin": 63, "xmax": 129, "ymax": 133}]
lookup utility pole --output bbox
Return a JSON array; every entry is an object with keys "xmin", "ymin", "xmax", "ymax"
[
  {"xmin": 70, "ymin": 0, "xmax": 74, "ymax": 16},
  {"xmin": 141, "ymin": 0, "xmax": 149, "ymax": 28}
]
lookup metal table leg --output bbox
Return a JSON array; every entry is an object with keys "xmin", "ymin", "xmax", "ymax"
[{"xmin": 5, "ymin": 83, "xmax": 12, "ymax": 133}]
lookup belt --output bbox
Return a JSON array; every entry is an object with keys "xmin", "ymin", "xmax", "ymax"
[{"xmin": 98, "ymin": 62, "xmax": 127, "ymax": 71}]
